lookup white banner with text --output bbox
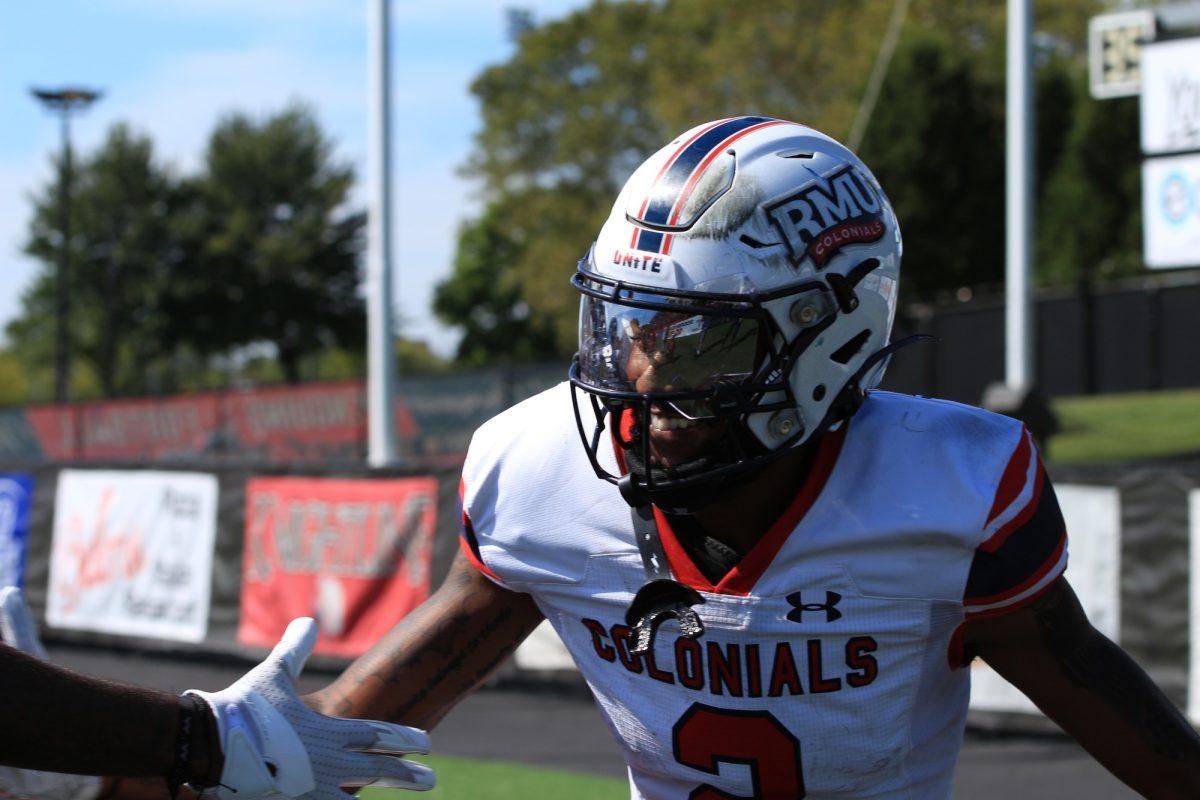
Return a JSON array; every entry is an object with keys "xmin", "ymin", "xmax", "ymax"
[{"xmin": 47, "ymin": 470, "xmax": 217, "ymax": 642}]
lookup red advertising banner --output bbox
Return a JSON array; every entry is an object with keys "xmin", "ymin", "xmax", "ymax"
[
  {"xmin": 238, "ymin": 476, "xmax": 437, "ymax": 657},
  {"xmin": 24, "ymin": 382, "xmax": 419, "ymax": 464},
  {"xmin": 27, "ymin": 395, "xmax": 220, "ymax": 461}
]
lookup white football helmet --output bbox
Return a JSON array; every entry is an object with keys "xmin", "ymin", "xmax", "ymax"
[{"xmin": 569, "ymin": 116, "xmax": 902, "ymax": 509}]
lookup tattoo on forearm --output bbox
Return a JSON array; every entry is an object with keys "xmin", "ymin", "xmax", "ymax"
[
  {"xmin": 379, "ymin": 605, "xmax": 520, "ymax": 722},
  {"xmin": 1032, "ymin": 583, "xmax": 1200, "ymax": 762},
  {"xmin": 324, "ymin": 563, "xmax": 538, "ymax": 726}
]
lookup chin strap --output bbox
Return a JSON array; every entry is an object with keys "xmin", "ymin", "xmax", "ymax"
[{"xmin": 620, "ymin": 476, "xmax": 706, "ymax": 655}]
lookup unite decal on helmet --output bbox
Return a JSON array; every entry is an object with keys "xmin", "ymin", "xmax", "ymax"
[{"xmin": 569, "ymin": 116, "xmax": 902, "ymax": 510}]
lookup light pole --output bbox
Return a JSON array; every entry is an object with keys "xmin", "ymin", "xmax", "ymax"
[
  {"xmin": 30, "ymin": 87, "xmax": 102, "ymax": 404},
  {"xmin": 366, "ymin": 0, "xmax": 398, "ymax": 466},
  {"xmin": 1005, "ymin": 0, "xmax": 1034, "ymax": 392}
]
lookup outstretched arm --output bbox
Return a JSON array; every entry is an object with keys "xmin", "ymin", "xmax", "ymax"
[
  {"xmin": 1, "ymin": 582, "xmax": 432, "ymax": 799},
  {"xmin": 0, "ymin": 643, "xmax": 191, "ymax": 780},
  {"xmin": 965, "ymin": 577, "xmax": 1200, "ymax": 799},
  {"xmin": 307, "ymin": 551, "xmax": 545, "ymax": 729}
]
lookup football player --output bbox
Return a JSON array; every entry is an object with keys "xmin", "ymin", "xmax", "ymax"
[
  {"xmin": 0, "ymin": 586, "xmax": 433, "ymax": 799},
  {"xmin": 308, "ymin": 117, "xmax": 1200, "ymax": 798}
]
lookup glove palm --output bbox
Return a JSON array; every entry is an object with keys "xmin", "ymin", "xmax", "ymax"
[{"xmin": 187, "ymin": 617, "xmax": 433, "ymax": 798}]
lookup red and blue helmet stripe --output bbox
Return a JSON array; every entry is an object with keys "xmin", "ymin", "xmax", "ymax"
[{"xmin": 629, "ymin": 116, "xmax": 786, "ymax": 255}]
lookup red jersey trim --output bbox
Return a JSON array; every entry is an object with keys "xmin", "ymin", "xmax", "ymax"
[
  {"xmin": 458, "ymin": 476, "xmax": 507, "ymax": 586},
  {"xmin": 946, "ymin": 624, "xmax": 969, "ymax": 670},
  {"xmin": 457, "ymin": 534, "xmax": 507, "ymax": 586},
  {"xmin": 978, "ymin": 457, "xmax": 1045, "ymax": 554},
  {"xmin": 948, "ymin": 544, "xmax": 1068, "ymax": 670},
  {"xmin": 964, "ymin": 531, "xmax": 1067, "ymax": 615},
  {"xmin": 984, "ymin": 429, "xmax": 1032, "ymax": 527},
  {"xmin": 612, "ymin": 408, "xmax": 636, "ymax": 474},
  {"xmin": 652, "ymin": 424, "xmax": 850, "ymax": 596}
]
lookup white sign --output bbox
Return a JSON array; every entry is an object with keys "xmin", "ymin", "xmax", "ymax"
[
  {"xmin": 1090, "ymin": 9, "xmax": 1156, "ymax": 99},
  {"xmin": 970, "ymin": 484, "xmax": 1121, "ymax": 714},
  {"xmin": 514, "ymin": 619, "xmax": 578, "ymax": 672},
  {"xmin": 1141, "ymin": 38, "xmax": 1200, "ymax": 155},
  {"xmin": 47, "ymin": 470, "xmax": 217, "ymax": 642},
  {"xmin": 1188, "ymin": 490, "xmax": 1200, "ymax": 722},
  {"xmin": 1143, "ymin": 153, "xmax": 1200, "ymax": 268}
]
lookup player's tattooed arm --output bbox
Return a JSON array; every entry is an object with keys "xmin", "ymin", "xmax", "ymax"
[
  {"xmin": 966, "ymin": 577, "xmax": 1200, "ymax": 799},
  {"xmin": 306, "ymin": 551, "xmax": 545, "ymax": 730}
]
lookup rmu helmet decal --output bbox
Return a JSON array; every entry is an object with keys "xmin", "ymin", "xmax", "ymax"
[
  {"xmin": 764, "ymin": 164, "xmax": 887, "ymax": 268},
  {"xmin": 628, "ymin": 116, "xmax": 785, "ymax": 255}
]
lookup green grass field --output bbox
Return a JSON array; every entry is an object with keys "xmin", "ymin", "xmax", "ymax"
[
  {"xmin": 360, "ymin": 755, "xmax": 626, "ymax": 800},
  {"xmin": 1048, "ymin": 388, "xmax": 1200, "ymax": 464}
]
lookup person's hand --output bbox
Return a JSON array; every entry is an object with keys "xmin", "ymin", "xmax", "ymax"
[
  {"xmin": 0, "ymin": 587, "xmax": 106, "ymax": 800},
  {"xmin": 0, "ymin": 586, "xmax": 47, "ymax": 659},
  {"xmin": 187, "ymin": 617, "xmax": 434, "ymax": 798}
]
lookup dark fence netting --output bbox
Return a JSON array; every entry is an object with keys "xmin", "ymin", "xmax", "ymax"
[{"xmin": 883, "ymin": 274, "xmax": 1200, "ymax": 404}]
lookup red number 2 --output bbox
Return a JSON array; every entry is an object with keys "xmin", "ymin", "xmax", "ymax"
[{"xmin": 672, "ymin": 703, "xmax": 805, "ymax": 799}]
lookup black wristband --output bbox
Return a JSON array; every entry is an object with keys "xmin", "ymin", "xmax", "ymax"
[{"xmin": 167, "ymin": 694, "xmax": 212, "ymax": 799}]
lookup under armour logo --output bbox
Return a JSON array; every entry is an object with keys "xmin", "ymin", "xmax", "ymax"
[{"xmin": 786, "ymin": 590, "xmax": 843, "ymax": 623}]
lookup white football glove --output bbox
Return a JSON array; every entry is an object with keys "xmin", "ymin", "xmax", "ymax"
[
  {"xmin": 0, "ymin": 586, "xmax": 47, "ymax": 660},
  {"xmin": 0, "ymin": 587, "xmax": 104, "ymax": 800},
  {"xmin": 187, "ymin": 617, "xmax": 434, "ymax": 798}
]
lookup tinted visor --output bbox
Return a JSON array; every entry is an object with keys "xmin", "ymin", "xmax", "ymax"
[{"xmin": 577, "ymin": 294, "xmax": 763, "ymax": 419}]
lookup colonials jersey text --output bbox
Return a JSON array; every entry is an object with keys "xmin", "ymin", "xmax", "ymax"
[{"xmin": 458, "ymin": 385, "xmax": 1067, "ymax": 800}]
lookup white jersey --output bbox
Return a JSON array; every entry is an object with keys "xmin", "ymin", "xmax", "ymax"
[{"xmin": 459, "ymin": 384, "xmax": 1067, "ymax": 800}]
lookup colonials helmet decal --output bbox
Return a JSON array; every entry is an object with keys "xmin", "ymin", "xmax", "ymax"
[{"xmin": 764, "ymin": 165, "xmax": 886, "ymax": 268}]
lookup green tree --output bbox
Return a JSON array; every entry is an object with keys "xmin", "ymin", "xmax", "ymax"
[
  {"xmin": 12, "ymin": 124, "xmax": 178, "ymax": 398},
  {"xmin": 433, "ymin": 204, "xmax": 561, "ymax": 365},
  {"xmin": 451, "ymin": 1, "xmax": 665, "ymax": 357},
  {"xmin": 440, "ymin": 0, "xmax": 1126, "ymax": 353},
  {"xmin": 1039, "ymin": 89, "xmax": 1142, "ymax": 286},
  {"xmin": 0, "ymin": 351, "xmax": 31, "ymax": 406},
  {"xmin": 859, "ymin": 33, "xmax": 1007, "ymax": 296},
  {"xmin": 395, "ymin": 338, "xmax": 450, "ymax": 375},
  {"xmin": 648, "ymin": 0, "xmax": 888, "ymax": 137},
  {"xmin": 173, "ymin": 104, "xmax": 365, "ymax": 383},
  {"xmin": 448, "ymin": 0, "xmax": 890, "ymax": 357}
]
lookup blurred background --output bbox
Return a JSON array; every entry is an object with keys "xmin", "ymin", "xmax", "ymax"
[{"xmin": 0, "ymin": 1, "xmax": 1198, "ymax": 798}]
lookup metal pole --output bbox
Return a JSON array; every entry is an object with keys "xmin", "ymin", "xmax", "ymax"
[
  {"xmin": 55, "ymin": 113, "xmax": 72, "ymax": 404},
  {"xmin": 366, "ymin": 0, "xmax": 398, "ymax": 466},
  {"xmin": 1005, "ymin": 0, "xmax": 1035, "ymax": 390},
  {"xmin": 30, "ymin": 88, "xmax": 101, "ymax": 404}
]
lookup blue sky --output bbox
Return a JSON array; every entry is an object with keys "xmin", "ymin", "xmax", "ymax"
[{"xmin": 0, "ymin": 0, "xmax": 587, "ymax": 356}]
